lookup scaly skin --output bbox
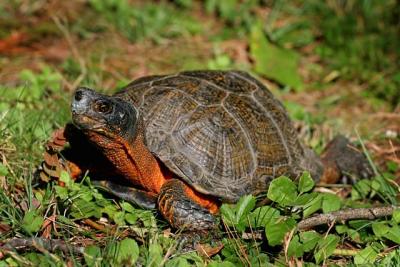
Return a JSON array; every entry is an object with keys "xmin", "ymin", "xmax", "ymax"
[{"xmin": 158, "ymin": 179, "xmax": 217, "ymax": 231}]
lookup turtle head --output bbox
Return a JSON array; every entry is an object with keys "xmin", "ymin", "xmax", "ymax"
[{"xmin": 71, "ymin": 87, "xmax": 139, "ymax": 142}]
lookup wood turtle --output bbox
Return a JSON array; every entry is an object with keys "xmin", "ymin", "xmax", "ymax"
[{"xmin": 40, "ymin": 70, "xmax": 372, "ymax": 233}]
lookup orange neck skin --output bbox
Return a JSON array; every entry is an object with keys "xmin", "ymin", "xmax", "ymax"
[
  {"xmin": 87, "ymin": 131, "xmax": 167, "ymax": 193},
  {"xmin": 86, "ymin": 131, "xmax": 219, "ymax": 213}
]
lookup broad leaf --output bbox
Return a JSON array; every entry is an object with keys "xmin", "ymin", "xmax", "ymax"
[
  {"xmin": 354, "ymin": 245, "xmax": 379, "ymax": 265},
  {"xmin": 235, "ymin": 195, "xmax": 256, "ymax": 226},
  {"xmin": 249, "ymin": 206, "xmax": 280, "ymax": 228},
  {"xmin": 322, "ymin": 193, "xmax": 342, "ymax": 213},
  {"xmin": 265, "ymin": 217, "xmax": 296, "ymax": 246},
  {"xmin": 250, "ymin": 24, "xmax": 303, "ymax": 90},
  {"xmin": 372, "ymin": 222, "xmax": 390, "ymax": 237},
  {"xmin": 295, "ymin": 192, "xmax": 318, "ymax": 206},
  {"xmin": 302, "ymin": 194, "xmax": 323, "ymax": 218},
  {"xmin": 392, "ymin": 209, "xmax": 400, "ymax": 224},
  {"xmin": 298, "ymin": 171, "xmax": 314, "ymax": 193},
  {"xmin": 84, "ymin": 245, "xmax": 102, "ymax": 267},
  {"xmin": 147, "ymin": 243, "xmax": 163, "ymax": 267},
  {"xmin": 314, "ymin": 234, "xmax": 339, "ymax": 264},
  {"xmin": 22, "ymin": 210, "xmax": 44, "ymax": 234},
  {"xmin": 114, "ymin": 238, "xmax": 139, "ymax": 265},
  {"xmin": 267, "ymin": 176, "xmax": 298, "ymax": 206},
  {"xmin": 384, "ymin": 225, "xmax": 400, "ymax": 244},
  {"xmin": 287, "ymin": 235, "xmax": 304, "ymax": 257},
  {"xmin": 220, "ymin": 204, "xmax": 236, "ymax": 226},
  {"xmin": 300, "ymin": 231, "xmax": 321, "ymax": 252},
  {"xmin": 351, "ymin": 179, "xmax": 371, "ymax": 200}
]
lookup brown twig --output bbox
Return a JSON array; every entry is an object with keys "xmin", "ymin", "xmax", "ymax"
[
  {"xmin": 0, "ymin": 238, "xmax": 84, "ymax": 255},
  {"xmin": 298, "ymin": 206, "xmax": 396, "ymax": 230},
  {"xmin": 371, "ymin": 112, "xmax": 400, "ymax": 119}
]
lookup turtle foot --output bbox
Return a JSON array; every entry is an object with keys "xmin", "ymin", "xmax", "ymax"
[
  {"xmin": 158, "ymin": 179, "xmax": 217, "ymax": 231},
  {"xmin": 320, "ymin": 135, "xmax": 374, "ymax": 184}
]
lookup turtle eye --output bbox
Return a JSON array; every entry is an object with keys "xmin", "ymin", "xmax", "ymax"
[{"xmin": 94, "ymin": 100, "xmax": 112, "ymax": 114}]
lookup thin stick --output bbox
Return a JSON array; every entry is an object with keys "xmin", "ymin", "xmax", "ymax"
[
  {"xmin": 298, "ymin": 206, "xmax": 396, "ymax": 230},
  {"xmin": 0, "ymin": 238, "xmax": 84, "ymax": 255}
]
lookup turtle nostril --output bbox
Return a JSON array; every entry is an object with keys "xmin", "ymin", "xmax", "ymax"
[{"xmin": 75, "ymin": 90, "xmax": 83, "ymax": 102}]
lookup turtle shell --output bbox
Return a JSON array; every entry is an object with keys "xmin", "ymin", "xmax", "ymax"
[{"xmin": 116, "ymin": 70, "xmax": 316, "ymax": 202}]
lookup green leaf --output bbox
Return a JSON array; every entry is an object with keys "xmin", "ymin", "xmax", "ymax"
[
  {"xmin": 295, "ymin": 192, "xmax": 318, "ymax": 206},
  {"xmin": 60, "ymin": 171, "xmax": 73, "ymax": 188},
  {"xmin": 22, "ymin": 210, "xmax": 44, "ymax": 234},
  {"xmin": 335, "ymin": 224, "xmax": 348, "ymax": 234},
  {"xmin": 70, "ymin": 199, "xmax": 102, "ymax": 219},
  {"xmin": 84, "ymin": 245, "xmax": 102, "ymax": 267},
  {"xmin": 0, "ymin": 163, "xmax": 8, "ymax": 176},
  {"xmin": 120, "ymin": 202, "xmax": 135, "ymax": 213},
  {"xmin": 265, "ymin": 217, "xmax": 296, "ymax": 246},
  {"xmin": 208, "ymin": 261, "xmax": 236, "ymax": 267},
  {"xmin": 165, "ymin": 257, "xmax": 191, "ymax": 267},
  {"xmin": 267, "ymin": 176, "xmax": 298, "ymax": 206},
  {"xmin": 354, "ymin": 245, "xmax": 379, "ymax": 265},
  {"xmin": 300, "ymin": 231, "xmax": 321, "ymax": 252},
  {"xmin": 147, "ymin": 243, "xmax": 163, "ymax": 267},
  {"xmin": 249, "ymin": 206, "xmax": 280, "ymax": 228},
  {"xmin": 298, "ymin": 171, "xmax": 314, "ymax": 193},
  {"xmin": 250, "ymin": 24, "xmax": 303, "ymax": 90},
  {"xmin": 287, "ymin": 235, "xmax": 304, "ymax": 257},
  {"xmin": 384, "ymin": 225, "xmax": 400, "ymax": 244},
  {"xmin": 115, "ymin": 238, "xmax": 139, "ymax": 265},
  {"xmin": 392, "ymin": 209, "xmax": 400, "ymax": 224},
  {"xmin": 348, "ymin": 220, "xmax": 371, "ymax": 229},
  {"xmin": 372, "ymin": 222, "xmax": 390, "ymax": 237},
  {"xmin": 351, "ymin": 179, "xmax": 371, "ymax": 200},
  {"xmin": 103, "ymin": 204, "xmax": 118, "ymax": 218},
  {"xmin": 125, "ymin": 213, "xmax": 138, "ymax": 225},
  {"xmin": 302, "ymin": 194, "xmax": 323, "ymax": 218},
  {"xmin": 113, "ymin": 211, "xmax": 126, "ymax": 226},
  {"xmin": 54, "ymin": 186, "xmax": 69, "ymax": 200},
  {"xmin": 220, "ymin": 204, "xmax": 236, "ymax": 225},
  {"xmin": 322, "ymin": 193, "xmax": 342, "ymax": 213},
  {"xmin": 137, "ymin": 211, "xmax": 156, "ymax": 228},
  {"xmin": 387, "ymin": 161, "xmax": 398, "ymax": 173},
  {"xmin": 235, "ymin": 195, "xmax": 256, "ymax": 231},
  {"xmin": 314, "ymin": 234, "xmax": 339, "ymax": 264},
  {"xmin": 249, "ymin": 253, "xmax": 270, "ymax": 267},
  {"xmin": 25, "ymin": 253, "xmax": 50, "ymax": 266},
  {"xmin": 235, "ymin": 195, "xmax": 256, "ymax": 222},
  {"xmin": 336, "ymin": 225, "xmax": 361, "ymax": 243},
  {"xmin": 221, "ymin": 195, "xmax": 256, "ymax": 232}
]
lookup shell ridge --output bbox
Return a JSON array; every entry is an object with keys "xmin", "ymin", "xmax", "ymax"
[
  {"xmin": 231, "ymin": 71, "xmax": 294, "ymax": 169},
  {"xmin": 221, "ymin": 97, "xmax": 258, "ymax": 178},
  {"xmin": 250, "ymin": 91, "xmax": 293, "ymax": 166},
  {"xmin": 178, "ymin": 74, "xmax": 228, "ymax": 93}
]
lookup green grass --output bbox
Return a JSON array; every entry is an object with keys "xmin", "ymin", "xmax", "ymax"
[{"xmin": 0, "ymin": 0, "xmax": 400, "ymax": 266}]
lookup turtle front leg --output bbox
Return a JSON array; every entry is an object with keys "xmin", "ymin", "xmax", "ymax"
[
  {"xmin": 92, "ymin": 180, "xmax": 157, "ymax": 209},
  {"xmin": 158, "ymin": 179, "xmax": 217, "ymax": 231}
]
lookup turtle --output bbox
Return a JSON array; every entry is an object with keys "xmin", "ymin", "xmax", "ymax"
[{"xmin": 40, "ymin": 70, "xmax": 372, "ymax": 233}]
